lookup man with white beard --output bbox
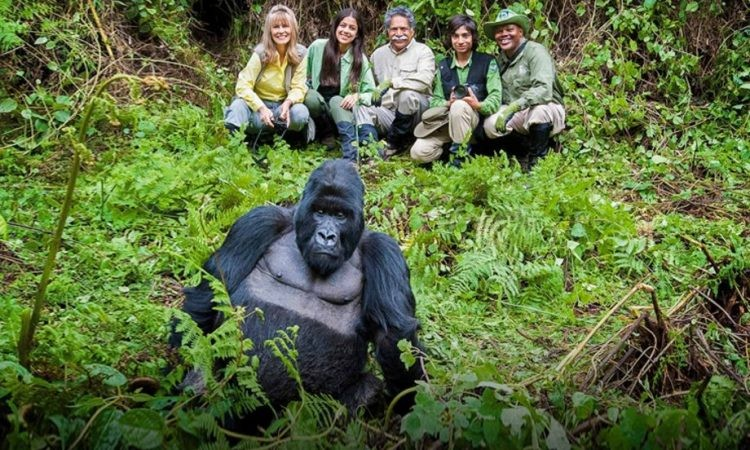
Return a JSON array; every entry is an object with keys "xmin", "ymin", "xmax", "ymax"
[{"xmin": 355, "ymin": 6, "xmax": 435, "ymax": 158}]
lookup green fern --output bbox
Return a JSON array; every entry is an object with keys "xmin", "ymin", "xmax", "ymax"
[
  {"xmin": 265, "ymin": 326, "xmax": 302, "ymax": 388},
  {"xmin": 451, "ymin": 246, "xmax": 520, "ymax": 301},
  {"xmin": 0, "ymin": 0, "xmax": 25, "ymax": 52},
  {"xmin": 517, "ymin": 260, "xmax": 566, "ymax": 304}
]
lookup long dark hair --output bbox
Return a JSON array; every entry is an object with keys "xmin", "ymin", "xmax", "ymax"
[
  {"xmin": 320, "ymin": 8, "xmax": 365, "ymax": 92},
  {"xmin": 444, "ymin": 14, "xmax": 478, "ymax": 51}
]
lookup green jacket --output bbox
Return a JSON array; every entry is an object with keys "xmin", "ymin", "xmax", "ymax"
[
  {"xmin": 497, "ymin": 40, "xmax": 564, "ymax": 110},
  {"xmin": 306, "ymin": 38, "xmax": 376, "ymax": 105}
]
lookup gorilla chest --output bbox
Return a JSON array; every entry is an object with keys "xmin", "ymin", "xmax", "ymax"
[{"xmin": 237, "ymin": 232, "xmax": 364, "ymax": 338}]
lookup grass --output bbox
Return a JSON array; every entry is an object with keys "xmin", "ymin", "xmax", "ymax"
[{"xmin": 1, "ymin": 0, "xmax": 749, "ymax": 447}]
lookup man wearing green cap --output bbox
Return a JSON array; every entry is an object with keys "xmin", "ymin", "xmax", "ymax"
[{"xmin": 482, "ymin": 8, "xmax": 566, "ymax": 171}]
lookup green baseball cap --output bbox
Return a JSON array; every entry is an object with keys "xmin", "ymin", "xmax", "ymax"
[{"xmin": 483, "ymin": 9, "xmax": 530, "ymax": 38}]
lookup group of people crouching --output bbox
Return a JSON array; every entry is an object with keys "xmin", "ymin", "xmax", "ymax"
[{"xmin": 224, "ymin": 5, "xmax": 567, "ymax": 171}]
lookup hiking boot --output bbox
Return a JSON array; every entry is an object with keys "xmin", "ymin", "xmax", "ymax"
[
  {"xmin": 527, "ymin": 122, "xmax": 553, "ymax": 171},
  {"xmin": 335, "ymin": 121, "xmax": 358, "ymax": 161},
  {"xmin": 384, "ymin": 111, "xmax": 415, "ymax": 158}
]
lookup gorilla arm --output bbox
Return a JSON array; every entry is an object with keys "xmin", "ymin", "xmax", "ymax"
[
  {"xmin": 175, "ymin": 206, "xmax": 293, "ymax": 340},
  {"xmin": 359, "ymin": 231, "xmax": 426, "ymax": 398}
]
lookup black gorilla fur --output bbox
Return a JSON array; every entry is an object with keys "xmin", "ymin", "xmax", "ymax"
[{"xmin": 172, "ymin": 159, "xmax": 425, "ymax": 414}]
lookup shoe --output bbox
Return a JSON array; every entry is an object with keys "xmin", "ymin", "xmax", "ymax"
[
  {"xmin": 335, "ymin": 121, "xmax": 358, "ymax": 161},
  {"xmin": 384, "ymin": 111, "xmax": 415, "ymax": 157},
  {"xmin": 448, "ymin": 142, "xmax": 472, "ymax": 168},
  {"xmin": 527, "ymin": 122, "xmax": 553, "ymax": 171},
  {"xmin": 516, "ymin": 154, "xmax": 530, "ymax": 172},
  {"xmin": 320, "ymin": 134, "xmax": 337, "ymax": 151},
  {"xmin": 380, "ymin": 143, "xmax": 400, "ymax": 160}
]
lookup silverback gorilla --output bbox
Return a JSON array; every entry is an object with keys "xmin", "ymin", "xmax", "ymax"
[{"xmin": 172, "ymin": 159, "xmax": 425, "ymax": 413}]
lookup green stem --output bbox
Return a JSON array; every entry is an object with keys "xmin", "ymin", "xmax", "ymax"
[
  {"xmin": 384, "ymin": 385, "xmax": 418, "ymax": 426},
  {"xmin": 17, "ymin": 74, "xmax": 143, "ymax": 368}
]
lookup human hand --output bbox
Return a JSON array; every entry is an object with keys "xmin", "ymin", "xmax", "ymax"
[
  {"xmin": 463, "ymin": 87, "xmax": 481, "ymax": 111},
  {"xmin": 494, "ymin": 103, "xmax": 521, "ymax": 131},
  {"xmin": 340, "ymin": 93, "xmax": 359, "ymax": 110},
  {"xmin": 279, "ymin": 100, "xmax": 292, "ymax": 127},
  {"xmin": 371, "ymin": 79, "xmax": 392, "ymax": 105},
  {"xmin": 259, "ymin": 106, "xmax": 274, "ymax": 128}
]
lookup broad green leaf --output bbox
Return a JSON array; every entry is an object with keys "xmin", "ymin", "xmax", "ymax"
[
  {"xmin": 702, "ymin": 375, "xmax": 735, "ymax": 421},
  {"xmin": 618, "ymin": 408, "xmax": 651, "ymax": 447},
  {"xmin": 686, "ymin": 1, "xmax": 698, "ymax": 12},
  {"xmin": 546, "ymin": 417, "xmax": 571, "ymax": 450},
  {"xmin": 53, "ymin": 110, "xmax": 71, "ymax": 123},
  {"xmin": 572, "ymin": 391, "xmax": 596, "ymax": 420},
  {"xmin": 397, "ymin": 339, "xmax": 416, "ymax": 368},
  {"xmin": 501, "ymin": 406, "xmax": 529, "ymax": 436},
  {"xmin": 608, "ymin": 406, "xmax": 620, "ymax": 422},
  {"xmin": 0, "ymin": 214, "xmax": 7, "ymax": 240},
  {"xmin": 478, "ymin": 387, "xmax": 502, "ymax": 417},
  {"xmin": 119, "ymin": 409, "xmax": 164, "ymax": 449},
  {"xmin": 0, "ymin": 361, "xmax": 32, "ymax": 383},
  {"xmin": 49, "ymin": 415, "xmax": 86, "ymax": 449},
  {"xmin": 0, "ymin": 98, "xmax": 17, "ymax": 113},
  {"xmin": 651, "ymin": 154, "xmax": 669, "ymax": 164},
  {"xmin": 85, "ymin": 364, "xmax": 127, "ymax": 387},
  {"xmin": 401, "ymin": 413, "xmax": 424, "ymax": 440},
  {"xmin": 89, "ymin": 409, "xmax": 123, "ymax": 450},
  {"xmin": 482, "ymin": 418, "xmax": 502, "ymax": 446},
  {"xmin": 571, "ymin": 223, "xmax": 587, "ymax": 238}
]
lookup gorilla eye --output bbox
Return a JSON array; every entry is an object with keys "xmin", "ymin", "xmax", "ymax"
[{"xmin": 335, "ymin": 211, "xmax": 346, "ymax": 219}]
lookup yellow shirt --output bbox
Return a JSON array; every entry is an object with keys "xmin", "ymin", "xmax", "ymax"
[{"xmin": 235, "ymin": 51, "xmax": 308, "ymax": 111}]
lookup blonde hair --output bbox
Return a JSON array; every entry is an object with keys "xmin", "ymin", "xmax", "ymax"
[{"xmin": 260, "ymin": 5, "xmax": 302, "ymax": 66}]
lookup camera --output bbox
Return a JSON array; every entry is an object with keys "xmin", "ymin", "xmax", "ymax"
[
  {"xmin": 453, "ymin": 84, "xmax": 469, "ymax": 99},
  {"xmin": 272, "ymin": 117, "xmax": 288, "ymax": 130}
]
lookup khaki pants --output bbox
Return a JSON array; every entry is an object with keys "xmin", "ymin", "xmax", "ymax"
[
  {"xmin": 354, "ymin": 90, "xmax": 428, "ymax": 134},
  {"xmin": 410, "ymin": 100, "xmax": 479, "ymax": 163},
  {"xmin": 483, "ymin": 102, "xmax": 566, "ymax": 139}
]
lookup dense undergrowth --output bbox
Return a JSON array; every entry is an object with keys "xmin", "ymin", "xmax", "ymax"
[{"xmin": 1, "ymin": 0, "xmax": 749, "ymax": 448}]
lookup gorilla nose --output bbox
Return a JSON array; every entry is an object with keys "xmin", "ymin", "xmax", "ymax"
[{"xmin": 316, "ymin": 229, "xmax": 337, "ymax": 247}]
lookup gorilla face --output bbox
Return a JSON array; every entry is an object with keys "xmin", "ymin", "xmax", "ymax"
[{"xmin": 294, "ymin": 160, "xmax": 365, "ymax": 277}]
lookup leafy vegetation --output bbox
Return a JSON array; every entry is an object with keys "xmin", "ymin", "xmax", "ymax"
[{"xmin": 1, "ymin": 0, "xmax": 748, "ymax": 448}]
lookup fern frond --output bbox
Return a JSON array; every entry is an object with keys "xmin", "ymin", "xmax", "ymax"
[
  {"xmin": 517, "ymin": 261, "xmax": 565, "ymax": 304},
  {"xmin": 264, "ymin": 326, "xmax": 302, "ymax": 387}
]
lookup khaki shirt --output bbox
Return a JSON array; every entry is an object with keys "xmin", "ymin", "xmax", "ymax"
[{"xmin": 371, "ymin": 40, "xmax": 435, "ymax": 110}]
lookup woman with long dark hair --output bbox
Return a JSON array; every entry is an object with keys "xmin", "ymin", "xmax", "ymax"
[
  {"xmin": 224, "ymin": 5, "xmax": 311, "ymax": 144},
  {"xmin": 304, "ymin": 8, "xmax": 376, "ymax": 161}
]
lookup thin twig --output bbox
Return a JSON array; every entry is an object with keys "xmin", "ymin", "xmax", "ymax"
[
  {"xmin": 556, "ymin": 282, "xmax": 654, "ymax": 375},
  {"xmin": 696, "ymin": 289, "xmax": 739, "ymax": 328},
  {"xmin": 680, "ymin": 234, "xmax": 721, "ymax": 274},
  {"xmin": 584, "ymin": 312, "xmax": 647, "ymax": 388},
  {"xmin": 87, "ymin": 0, "xmax": 115, "ymax": 60},
  {"xmin": 648, "ymin": 287, "xmax": 665, "ymax": 332}
]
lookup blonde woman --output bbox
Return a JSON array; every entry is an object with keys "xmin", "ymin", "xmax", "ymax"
[{"xmin": 225, "ymin": 5, "xmax": 311, "ymax": 143}]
